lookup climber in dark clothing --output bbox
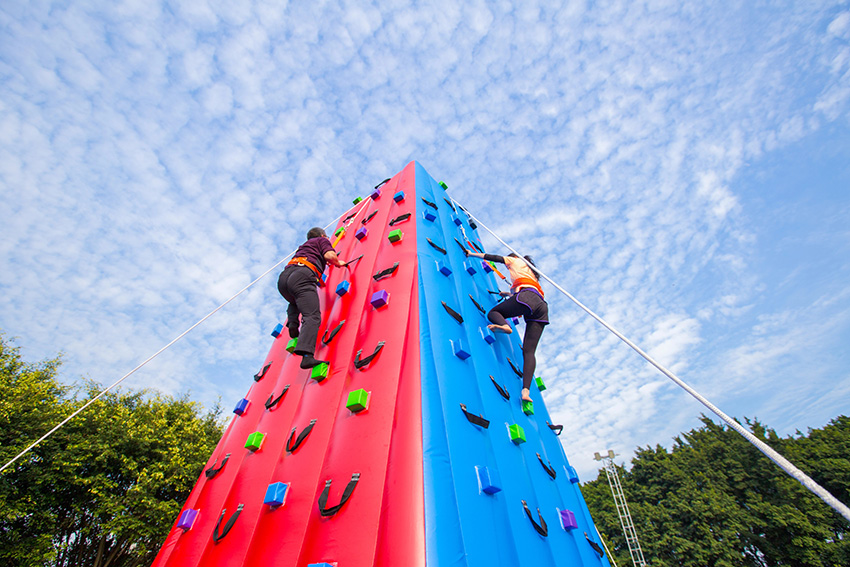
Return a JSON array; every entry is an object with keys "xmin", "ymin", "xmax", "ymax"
[
  {"xmin": 467, "ymin": 250, "xmax": 549, "ymax": 403},
  {"xmin": 278, "ymin": 227, "xmax": 347, "ymax": 369}
]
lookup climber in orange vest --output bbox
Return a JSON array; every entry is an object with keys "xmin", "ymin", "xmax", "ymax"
[
  {"xmin": 466, "ymin": 250, "xmax": 549, "ymax": 403},
  {"xmin": 278, "ymin": 227, "xmax": 348, "ymax": 369}
]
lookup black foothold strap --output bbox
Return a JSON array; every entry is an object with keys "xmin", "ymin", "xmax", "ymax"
[
  {"xmin": 536, "ymin": 453, "xmax": 557, "ymax": 479},
  {"xmin": 507, "ymin": 357, "xmax": 523, "ymax": 378},
  {"xmin": 388, "ymin": 212, "xmax": 411, "ymax": 226},
  {"xmin": 354, "ymin": 341, "xmax": 385, "ymax": 369},
  {"xmin": 490, "ymin": 375, "xmax": 510, "ymax": 400},
  {"xmin": 441, "ymin": 301, "xmax": 464, "ymax": 324},
  {"xmin": 444, "ymin": 197, "xmax": 457, "ymax": 212},
  {"xmin": 343, "ymin": 212, "xmax": 357, "ymax": 223},
  {"xmin": 375, "ymin": 178, "xmax": 391, "ymax": 189},
  {"xmin": 362, "ymin": 210, "xmax": 378, "ymax": 225},
  {"xmin": 454, "ymin": 238, "xmax": 469, "ymax": 256},
  {"xmin": 522, "ymin": 501, "xmax": 548, "ymax": 537},
  {"xmin": 470, "ymin": 240, "xmax": 484, "ymax": 253},
  {"xmin": 254, "ymin": 362, "xmax": 272, "ymax": 382},
  {"xmin": 427, "ymin": 238, "xmax": 447, "ymax": 254},
  {"xmin": 469, "ymin": 294, "xmax": 486, "ymax": 315},
  {"xmin": 287, "ymin": 419, "xmax": 317, "ymax": 453},
  {"xmin": 585, "ymin": 533, "xmax": 605, "ymax": 557},
  {"xmin": 459, "ymin": 403, "xmax": 490, "ymax": 428},
  {"xmin": 212, "ymin": 504, "xmax": 244, "ymax": 543},
  {"xmin": 421, "ymin": 197, "xmax": 438, "ymax": 210},
  {"xmin": 205, "ymin": 453, "xmax": 231, "ymax": 479},
  {"xmin": 318, "ymin": 473, "xmax": 360, "ymax": 517},
  {"xmin": 265, "ymin": 385, "xmax": 290, "ymax": 410},
  {"xmin": 322, "ymin": 320, "xmax": 346, "ymax": 345},
  {"xmin": 546, "ymin": 421, "xmax": 564, "ymax": 436},
  {"xmin": 373, "ymin": 263, "xmax": 399, "ymax": 281}
]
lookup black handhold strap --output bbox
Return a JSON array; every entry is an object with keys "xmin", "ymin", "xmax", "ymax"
[
  {"xmin": 318, "ymin": 473, "xmax": 360, "ymax": 517},
  {"xmin": 546, "ymin": 421, "xmax": 564, "ymax": 436},
  {"xmin": 265, "ymin": 385, "xmax": 290, "ymax": 410},
  {"xmin": 362, "ymin": 210, "xmax": 378, "ymax": 225},
  {"xmin": 373, "ymin": 263, "xmax": 399, "ymax": 281},
  {"xmin": 585, "ymin": 533, "xmax": 604, "ymax": 557},
  {"xmin": 459, "ymin": 403, "xmax": 490, "ymax": 428},
  {"xmin": 536, "ymin": 453, "xmax": 557, "ymax": 479},
  {"xmin": 254, "ymin": 362, "xmax": 272, "ymax": 382},
  {"xmin": 354, "ymin": 341, "xmax": 385, "ymax": 369},
  {"xmin": 342, "ymin": 212, "xmax": 357, "ymax": 223},
  {"xmin": 205, "ymin": 453, "xmax": 231, "ymax": 479},
  {"xmin": 441, "ymin": 301, "xmax": 464, "ymax": 324},
  {"xmin": 287, "ymin": 419, "xmax": 317, "ymax": 453},
  {"xmin": 469, "ymin": 294, "xmax": 486, "ymax": 315},
  {"xmin": 375, "ymin": 177, "xmax": 391, "ymax": 189},
  {"xmin": 454, "ymin": 237, "xmax": 469, "ymax": 255},
  {"xmin": 444, "ymin": 197, "xmax": 457, "ymax": 212},
  {"xmin": 212, "ymin": 504, "xmax": 244, "ymax": 543},
  {"xmin": 427, "ymin": 239, "xmax": 447, "ymax": 254},
  {"xmin": 388, "ymin": 212, "xmax": 411, "ymax": 226},
  {"xmin": 490, "ymin": 375, "xmax": 510, "ymax": 400},
  {"xmin": 322, "ymin": 320, "xmax": 346, "ymax": 345},
  {"xmin": 522, "ymin": 501, "xmax": 548, "ymax": 537},
  {"xmin": 507, "ymin": 357, "xmax": 523, "ymax": 378},
  {"xmin": 421, "ymin": 197, "xmax": 438, "ymax": 210},
  {"xmin": 469, "ymin": 240, "xmax": 484, "ymax": 253}
]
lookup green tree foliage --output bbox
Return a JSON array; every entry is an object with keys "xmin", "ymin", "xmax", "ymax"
[
  {"xmin": 583, "ymin": 416, "xmax": 850, "ymax": 566},
  {"xmin": 0, "ymin": 333, "xmax": 224, "ymax": 567}
]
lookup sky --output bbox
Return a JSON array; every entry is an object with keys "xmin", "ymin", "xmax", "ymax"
[{"xmin": 1, "ymin": 0, "xmax": 849, "ymax": 482}]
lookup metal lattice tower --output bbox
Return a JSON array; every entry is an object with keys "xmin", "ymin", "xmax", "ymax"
[{"xmin": 594, "ymin": 450, "xmax": 647, "ymax": 567}]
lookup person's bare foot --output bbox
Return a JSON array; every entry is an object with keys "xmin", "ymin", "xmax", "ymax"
[
  {"xmin": 488, "ymin": 323, "xmax": 512, "ymax": 334},
  {"xmin": 521, "ymin": 388, "xmax": 532, "ymax": 402}
]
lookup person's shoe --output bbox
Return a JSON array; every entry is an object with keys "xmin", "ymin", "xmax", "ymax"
[
  {"xmin": 488, "ymin": 323, "xmax": 512, "ymax": 334},
  {"xmin": 288, "ymin": 326, "xmax": 300, "ymax": 339},
  {"xmin": 521, "ymin": 388, "xmax": 532, "ymax": 403},
  {"xmin": 300, "ymin": 354, "xmax": 329, "ymax": 369}
]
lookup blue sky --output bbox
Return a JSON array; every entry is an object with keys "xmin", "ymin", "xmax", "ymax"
[{"xmin": 1, "ymin": 0, "xmax": 848, "ymax": 480}]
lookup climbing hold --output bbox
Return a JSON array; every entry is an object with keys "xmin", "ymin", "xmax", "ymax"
[
  {"xmin": 521, "ymin": 500, "xmax": 548, "ymax": 537},
  {"xmin": 464, "ymin": 261, "xmax": 477, "ymax": 275},
  {"xmin": 482, "ymin": 261, "xmax": 493, "ymax": 273},
  {"xmin": 205, "ymin": 453, "xmax": 230, "ymax": 479},
  {"xmin": 353, "ymin": 196, "xmax": 363, "ymax": 204},
  {"xmin": 286, "ymin": 338, "xmax": 298, "ymax": 353},
  {"xmin": 427, "ymin": 238, "xmax": 447, "ymax": 254},
  {"xmin": 254, "ymin": 362, "xmax": 272, "ymax": 382},
  {"xmin": 393, "ymin": 190, "xmax": 405, "ymax": 202},
  {"xmin": 421, "ymin": 197, "xmax": 438, "ymax": 209},
  {"xmin": 271, "ymin": 323, "xmax": 284, "ymax": 338},
  {"xmin": 444, "ymin": 197, "xmax": 456, "ymax": 212},
  {"xmin": 547, "ymin": 421, "xmax": 564, "ymax": 436},
  {"xmin": 370, "ymin": 290, "xmax": 390, "ymax": 309},
  {"xmin": 264, "ymin": 482, "xmax": 290, "ymax": 507},
  {"xmin": 439, "ymin": 181, "xmax": 448, "ymax": 190},
  {"xmin": 460, "ymin": 403, "xmax": 490, "ymax": 428},
  {"xmin": 566, "ymin": 466, "xmax": 580, "ymax": 483},
  {"xmin": 388, "ymin": 229, "xmax": 403, "ymax": 243},
  {"xmin": 362, "ymin": 210, "xmax": 378, "ymax": 225},
  {"xmin": 522, "ymin": 399, "xmax": 534, "ymax": 415},
  {"xmin": 389, "ymin": 212, "xmax": 411, "ymax": 226},
  {"xmin": 371, "ymin": 187, "xmax": 381, "ymax": 200},
  {"xmin": 451, "ymin": 338, "xmax": 471, "ymax": 360},
  {"xmin": 334, "ymin": 226, "xmax": 345, "ymax": 237},
  {"xmin": 354, "ymin": 341, "xmax": 385, "ymax": 369},
  {"xmin": 177, "ymin": 508, "xmax": 199, "ymax": 531},
  {"xmin": 321, "ymin": 320, "xmax": 346, "ymax": 345},
  {"xmin": 265, "ymin": 386, "xmax": 290, "ymax": 410},
  {"xmin": 512, "ymin": 317, "xmax": 520, "ymax": 325},
  {"xmin": 335, "ymin": 280, "xmax": 351, "ymax": 296},
  {"xmin": 475, "ymin": 466, "xmax": 502, "ymax": 495},
  {"xmin": 355, "ymin": 227, "xmax": 367, "ymax": 240},
  {"xmin": 245, "ymin": 432, "xmax": 265, "ymax": 452},
  {"xmin": 437, "ymin": 260, "xmax": 452, "ymax": 277},
  {"xmin": 373, "ymin": 263, "xmax": 399, "ymax": 281},
  {"xmin": 490, "ymin": 375, "xmax": 510, "ymax": 400},
  {"xmin": 233, "ymin": 398, "xmax": 249, "ymax": 416},
  {"xmin": 423, "ymin": 210, "xmax": 437, "ymax": 222},
  {"xmin": 452, "ymin": 215, "xmax": 462, "ymax": 226},
  {"xmin": 479, "ymin": 326, "xmax": 495, "ymax": 344},
  {"xmin": 507, "ymin": 357, "xmax": 523, "ymax": 378},
  {"xmin": 346, "ymin": 389, "xmax": 369, "ymax": 412},
  {"xmin": 537, "ymin": 453, "xmax": 556, "ymax": 479},
  {"xmin": 311, "ymin": 362, "xmax": 330, "ymax": 382},
  {"xmin": 212, "ymin": 504, "xmax": 244, "ymax": 543},
  {"xmin": 318, "ymin": 273, "xmax": 328, "ymax": 287},
  {"xmin": 469, "ymin": 294, "xmax": 486, "ymax": 316},
  {"xmin": 535, "ymin": 377, "xmax": 546, "ymax": 391},
  {"xmin": 318, "ymin": 473, "xmax": 360, "ymax": 517},
  {"xmin": 509, "ymin": 424, "xmax": 526, "ymax": 445},
  {"xmin": 559, "ymin": 509, "xmax": 579, "ymax": 531},
  {"xmin": 287, "ymin": 419, "xmax": 317, "ymax": 452},
  {"xmin": 441, "ymin": 301, "xmax": 464, "ymax": 324}
]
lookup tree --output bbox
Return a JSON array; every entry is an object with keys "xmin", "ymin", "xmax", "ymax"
[
  {"xmin": 583, "ymin": 416, "xmax": 850, "ymax": 566},
  {"xmin": 0, "ymin": 333, "xmax": 224, "ymax": 567}
]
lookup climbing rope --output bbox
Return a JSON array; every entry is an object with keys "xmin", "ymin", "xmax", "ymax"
[
  {"xmin": 452, "ymin": 197, "xmax": 850, "ymax": 523},
  {"xmin": 0, "ymin": 199, "xmax": 370, "ymax": 475}
]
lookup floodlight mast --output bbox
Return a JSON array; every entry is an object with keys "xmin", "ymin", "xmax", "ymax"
[{"xmin": 594, "ymin": 450, "xmax": 647, "ymax": 567}]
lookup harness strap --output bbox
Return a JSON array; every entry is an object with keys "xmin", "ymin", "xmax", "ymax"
[
  {"xmin": 512, "ymin": 277, "xmax": 544, "ymax": 298},
  {"xmin": 288, "ymin": 257, "xmax": 322, "ymax": 278}
]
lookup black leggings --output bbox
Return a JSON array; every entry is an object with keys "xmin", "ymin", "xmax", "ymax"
[
  {"xmin": 277, "ymin": 266, "xmax": 321, "ymax": 356},
  {"xmin": 488, "ymin": 292, "xmax": 548, "ymax": 390}
]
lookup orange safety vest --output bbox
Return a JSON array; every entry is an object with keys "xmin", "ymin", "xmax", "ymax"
[{"xmin": 287, "ymin": 257, "xmax": 322, "ymax": 279}]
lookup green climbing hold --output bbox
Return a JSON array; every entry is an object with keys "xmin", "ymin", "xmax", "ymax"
[
  {"xmin": 353, "ymin": 196, "xmax": 363, "ymax": 204},
  {"xmin": 522, "ymin": 400, "xmax": 534, "ymax": 415},
  {"xmin": 286, "ymin": 338, "xmax": 298, "ymax": 353},
  {"xmin": 245, "ymin": 431, "xmax": 265, "ymax": 452},
  {"xmin": 535, "ymin": 377, "xmax": 546, "ymax": 391},
  {"xmin": 334, "ymin": 226, "xmax": 345, "ymax": 237},
  {"xmin": 509, "ymin": 424, "xmax": 526, "ymax": 445},
  {"xmin": 438, "ymin": 181, "xmax": 448, "ymax": 190},
  {"xmin": 388, "ymin": 229, "xmax": 403, "ymax": 243},
  {"xmin": 346, "ymin": 389, "xmax": 369, "ymax": 412},
  {"xmin": 311, "ymin": 362, "xmax": 329, "ymax": 382}
]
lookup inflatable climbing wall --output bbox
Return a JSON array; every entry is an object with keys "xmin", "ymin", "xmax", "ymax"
[{"xmin": 152, "ymin": 162, "xmax": 610, "ymax": 567}]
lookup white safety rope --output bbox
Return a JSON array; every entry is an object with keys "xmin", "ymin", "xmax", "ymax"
[
  {"xmin": 453, "ymin": 197, "xmax": 850, "ymax": 523},
  {"xmin": 0, "ymin": 200, "xmax": 369, "ymax": 475}
]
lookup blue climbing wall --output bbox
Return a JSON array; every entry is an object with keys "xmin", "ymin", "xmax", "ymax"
[{"xmin": 415, "ymin": 162, "xmax": 609, "ymax": 567}]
